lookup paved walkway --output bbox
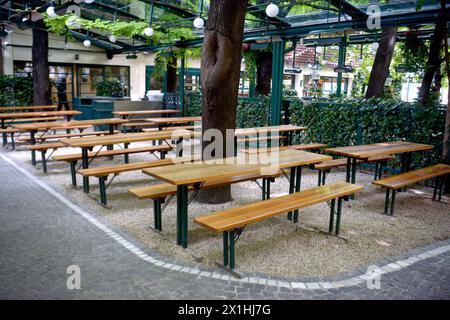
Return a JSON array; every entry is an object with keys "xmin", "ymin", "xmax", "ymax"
[{"xmin": 0, "ymin": 152, "xmax": 449, "ymax": 299}]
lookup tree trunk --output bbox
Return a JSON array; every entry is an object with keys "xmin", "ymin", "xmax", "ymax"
[
  {"xmin": 432, "ymin": 67, "xmax": 442, "ymax": 94},
  {"xmin": 32, "ymin": 22, "xmax": 49, "ymax": 105},
  {"xmin": 418, "ymin": 21, "xmax": 445, "ymax": 104},
  {"xmin": 255, "ymin": 51, "xmax": 272, "ymax": 96},
  {"xmin": 196, "ymin": 0, "xmax": 248, "ymax": 204},
  {"xmin": 166, "ymin": 55, "xmax": 177, "ymax": 93},
  {"xmin": 365, "ymin": 28, "xmax": 397, "ymax": 98}
]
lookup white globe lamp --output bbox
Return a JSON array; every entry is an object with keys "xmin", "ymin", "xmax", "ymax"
[
  {"xmin": 193, "ymin": 17, "xmax": 204, "ymax": 29},
  {"xmin": 371, "ymin": 42, "xmax": 379, "ymax": 51},
  {"xmin": 83, "ymin": 39, "xmax": 91, "ymax": 47},
  {"xmin": 84, "ymin": 0, "xmax": 95, "ymax": 4},
  {"xmin": 266, "ymin": 3, "xmax": 279, "ymax": 18},
  {"xmin": 46, "ymin": 6, "xmax": 57, "ymax": 18},
  {"xmin": 109, "ymin": 35, "xmax": 117, "ymax": 43},
  {"xmin": 144, "ymin": 27, "xmax": 154, "ymax": 36}
]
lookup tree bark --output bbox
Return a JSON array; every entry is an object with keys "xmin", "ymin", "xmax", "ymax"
[
  {"xmin": 166, "ymin": 55, "xmax": 177, "ymax": 93},
  {"xmin": 418, "ymin": 21, "xmax": 445, "ymax": 104},
  {"xmin": 365, "ymin": 28, "xmax": 397, "ymax": 98},
  {"xmin": 255, "ymin": 51, "xmax": 272, "ymax": 96},
  {"xmin": 32, "ymin": 22, "xmax": 49, "ymax": 105},
  {"xmin": 196, "ymin": 0, "xmax": 248, "ymax": 204}
]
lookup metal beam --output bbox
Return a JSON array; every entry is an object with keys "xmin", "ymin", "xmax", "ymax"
[
  {"xmin": 270, "ymin": 40, "xmax": 285, "ymax": 126},
  {"xmin": 329, "ymin": 0, "xmax": 368, "ymax": 20}
]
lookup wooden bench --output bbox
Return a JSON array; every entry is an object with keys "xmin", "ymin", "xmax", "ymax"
[
  {"xmin": 0, "ymin": 128, "xmax": 20, "ymax": 149},
  {"xmin": 193, "ymin": 181, "xmax": 362, "ymax": 270},
  {"xmin": 18, "ymin": 130, "xmax": 119, "ymax": 142},
  {"xmin": 315, "ymin": 154, "xmax": 395, "ymax": 186},
  {"xmin": 372, "ymin": 164, "xmax": 450, "ymax": 215},
  {"xmin": 26, "ymin": 142, "xmax": 66, "ymax": 173},
  {"xmin": 142, "ymin": 125, "xmax": 202, "ymax": 132},
  {"xmin": 244, "ymin": 143, "xmax": 327, "ymax": 154},
  {"xmin": 4, "ymin": 116, "xmax": 64, "ymax": 125},
  {"xmin": 53, "ymin": 144, "xmax": 174, "ymax": 184},
  {"xmin": 129, "ymin": 172, "xmax": 282, "ymax": 232},
  {"xmin": 78, "ymin": 156, "xmax": 200, "ymax": 206}
]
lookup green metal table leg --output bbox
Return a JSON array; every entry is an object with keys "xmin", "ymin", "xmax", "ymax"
[
  {"xmin": 350, "ymin": 158, "xmax": 357, "ymax": 199},
  {"xmin": 318, "ymin": 170, "xmax": 322, "ymax": 186},
  {"xmin": 124, "ymin": 143, "xmax": 129, "ymax": 164},
  {"xmin": 99, "ymin": 176, "xmax": 107, "ymax": 205},
  {"xmin": 384, "ymin": 189, "xmax": 391, "ymax": 214},
  {"xmin": 10, "ymin": 133, "xmax": 15, "ymax": 150},
  {"xmin": 322, "ymin": 169, "xmax": 327, "ymax": 185},
  {"xmin": 177, "ymin": 185, "xmax": 189, "ymax": 248},
  {"xmin": 223, "ymin": 231, "xmax": 229, "ymax": 267},
  {"xmin": 41, "ymin": 151, "xmax": 47, "ymax": 173},
  {"xmin": 262, "ymin": 178, "xmax": 267, "ymax": 200},
  {"xmin": 287, "ymin": 166, "xmax": 296, "ymax": 221},
  {"xmin": 70, "ymin": 161, "xmax": 77, "ymax": 187},
  {"xmin": 153, "ymin": 199, "xmax": 162, "ymax": 231},
  {"xmin": 1, "ymin": 119, "xmax": 7, "ymax": 146},
  {"xmin": 390, "ymin": 190, "xmax": 396, "ymax": 216},
  {"xmin": 266, "ymin": 178, "xmax": 271, "ymax": 199},
  {"xmin": 30, "ymin": 132, "xmax": 36, "ymax": 166},
  {"xmin": 345, "ymin": 157, "xmax": 351, "ymax": 183},
  {"xmin": 229, "ymin": 229, "xmax": 236, "ymax": 270},
  {"xmin": 329, "ymin": 198, "xmax": 336, "ymax": 233},
  {"xmin": 335, "ymin": 197, "xmax": 343, "ymax": 235},
  {"xmin": 374, "ymin": 162, "xmax": 379, "ymax": 180},
  {"xmin": 438, "ymin": 176, "xmax": 444, "ymax": 201},
  {"xmin": 293, "ymin": 166, "xmax": 302, "ymax": 222},
  {"xmin": 82, "ymin": 148, "xmax": 90, "ymax": 193}
]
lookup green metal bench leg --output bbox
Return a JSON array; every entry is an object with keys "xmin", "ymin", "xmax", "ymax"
[
  {"xmin": 374, "ymin": 162, "xmax": 379, "ymax": 180},
  {"xmin": 433, "ymin": 177, "xmax": 439, "ymax": 200},
  {"xmin": 262, "ymin": 178, "xmax": 267, "ymax": 200},
  {"xmin": 177, "ymin": 185, "xmax": 188, "ymax": 248},
  {"xmin": 322, "ymin": 169, "xmax": 327, "ymax": 185},
  {"xmin": 30, "ymin": 132, "xmax": 36, "ymax": 166},
  {"xmin": 153, "ymin": 199, "xmax": 162, "ymax": 231},
  {"xmin": 335, "ymin": 197, "xmax": 343, "ymax": 235},
  {"xmin": 287, "ymin": 166, "xmax": 296, "ymax": 221},
  {"xmin": 350, "ymin": 158, "xmax": 357, "ymax": 199},
  {"xmin": 70, "ymin": 161, "xmax": 77, "ymax": 187},
  {"xmin": 10, "ymin": 133, "xmax": 15, "ymax": 150},
  {"xmin": 266, "ymin": 178, "xmax": 271, "ymax": 199},
  {"xmin": 99, "ymin": 176, "xmax": 107, "ymax": 205},
  {"xmin": 384, "ymin": 189, "xmax": 391, "ymax": 214},
  {"xmin": 390, "ymin": 190, "xmax": 396, "ymax": 216},
  {"xmin": 229, "ymin": 229, "xmax": 236, "ymax": 270},
  {"xmin": 223, "ymin": 231, "xmax": 229, "ymax": 267},
  {"xmin": 345, "ymin": 158, "xmax": 351, "ymax": 183},
  {"xmin": 41, "ymin": 151, "xmax": 48, "ymax": 173},
  {"xmin": 293, "ymin": 166, "xmax": 302, "ymax": 223},
  {"xmin": 329, "ymin": 198, "xmax": 336, "ymax": 233},
  {"xmin": 318, "ymin": 170, "xmax": 322, "ymax": 186}
]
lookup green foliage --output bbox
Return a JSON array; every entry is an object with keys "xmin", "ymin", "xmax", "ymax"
[
  {"xmin": 95, "ymin": 78, "xmax": 125, "ymax": 97},
  {"xmin": 242, "ymin": 50, "xmax": 258, "ymax": 84},
  {"xmin": 289, "ymin": 98, "xmax": 446, "ymax": 169},
  {"xmin": 152, "ymin": 47, "xmax": 202, "ymax": 78},
  {"xmin": 0, "ymin": 75, "xmax": 33, "ymax": 106}
]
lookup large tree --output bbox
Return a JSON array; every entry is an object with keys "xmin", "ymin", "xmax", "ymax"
[
  {"xmin": 255, "ymin": 51, "xmax": 272, "ymax": 96},
  {"xmin": 365, "ymin": 28, "xmax": 397, "ymax": 98},
  {"xmin": 32, "ymin": 21, "xmax": 49, "ymax": 105},
  {"xmin": 418, "ymin": 21, "xmax": 446, "ymax": 103},
  {"xmin": 196, "ymin": 0, "xmax": 248, "ymax": 204},
  {"xmin": 166, "ymin": 55, "xmax": 178, "ymax": 93}
]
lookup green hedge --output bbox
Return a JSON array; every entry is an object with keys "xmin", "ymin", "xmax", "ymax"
[
  {"xmin": 289, "ymin": 98, "xmax": 446, "ymax": 170},
  {"xmin": 0, "ymin": 75, "xmax": 33, "ymax": 107}
]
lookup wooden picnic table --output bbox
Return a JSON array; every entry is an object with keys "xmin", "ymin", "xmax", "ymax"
[
  {"xmin": 12, "ymin": 118, "xmax": 128, "ymax": 166},
  {"xmin": 0, "ymin": 105, "xmax": 58, "ymax": 111},
  {"xmin": 145, "ymin": 116, "xmax": 202, "ymax": 130},
  {"xmin": 0, "ymin": 110, "xmax": 80, "ymax": 121},
  {"xmin": 143, "ymin": 149, "xmax": 331, "ymax": 248},
  {"xmin": 325, "ymin": 141, "xmax": 434, "ymax": 190},
  {"xmin": 61, "ymin": 130, "xmax": 200, "ymax": 193},
  {"xmin": 113, "ymin": 109, "xmax": 179, "ymax": 119},
  {"xmin": 235, "ymin": 124, "xmax": 307, "ymax": 147}
]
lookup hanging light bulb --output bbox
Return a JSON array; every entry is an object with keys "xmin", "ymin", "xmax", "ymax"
[
  {"xmin": 371, "ymin": 42, "xmax": 379, "ymax": 50},
  {"xmin": 84, "ymin": 0, "xmax": 95, "ymax": 4},
  {"xmin": 193, "ymin": 17, "xmax": 204, "ymax": 29},
  {"xmin": 144, "ymin": 27, "xmax": 154, "ymax": 37},
  {"xmin": 265, "ymin": 3, "xmax": 279, "ymax": 18},
  {"xmin": 83, "ymin": 39, "xmax": 91, "ymax": 47},
  {"xmin": 109, "ymin": 34, "xmax": 117, "ymax": 43},
  {"xmin": 46, "ymin": 6, "xmax": 57, "ymax": 18}
]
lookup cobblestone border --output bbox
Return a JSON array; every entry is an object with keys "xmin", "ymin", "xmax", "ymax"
[{"xmin": 2, "ymin": 152, "xmax": 450, "ymax": 290}]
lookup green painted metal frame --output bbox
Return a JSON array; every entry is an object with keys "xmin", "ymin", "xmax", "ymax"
[{"xmin": 270, "ymin": 40, "xmax": 285, "ymax": 126}]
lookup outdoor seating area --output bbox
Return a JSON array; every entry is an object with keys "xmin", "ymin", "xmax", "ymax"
[{"xmin": 0, "ymin": 0, "xmax": 449, "ymax": 302}]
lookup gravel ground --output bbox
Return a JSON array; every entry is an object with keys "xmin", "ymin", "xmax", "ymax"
[{"xmin": 5, "ymin": 136, "xmax": 450, "ymax": 279}]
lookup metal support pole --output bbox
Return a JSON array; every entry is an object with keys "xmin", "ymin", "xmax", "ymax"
[
  {"xmin": 270, "ymin": 40, "xmax": 285, "ymax": 126},
  {"xmin": 179, "ymin": 55, "xmax": 186, "ymax": 116},
  {"xmin": 336, "ymin": 37, "xmax": 347, "ymax": 97},
  {"xmin": 293, "ymin": 166, "xmax": 302, "ymax": 222},
  {"xmin": 287, "ymin": 166, "xmax": 296, "ymax": 220}
]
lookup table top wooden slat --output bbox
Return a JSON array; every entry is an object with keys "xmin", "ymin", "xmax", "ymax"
[
  {"xmin": 61, "ymin": 130, "xmax": 200, "ymax": 148},
  {"xmin": 325, "ymin": 141, "xmax": 434, "ymax": 159},
  {"xmin": 0, "ymin": 105, "xmax": 58, "ymax": 111},
  {"xmin": 143, "ymin": 150, "xmax": 331, "ymax": 186},
  {"xmin": 113, "ymin": 110, "xmax": 180, "ymax": 116},
  {"xmin": 12, "ymin": 118, "xmax": 127, "ymax": 131},
  {"xmin": 0, "ymin": 110, "xmax": 81, "ymax": 119},
  {"xmin": 234, "ymin": 125, "xmax": 307, "ymax": 136},
  {"xmin": 145, "ymin": 117, "xmax": 202, "ymax": 124}
]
